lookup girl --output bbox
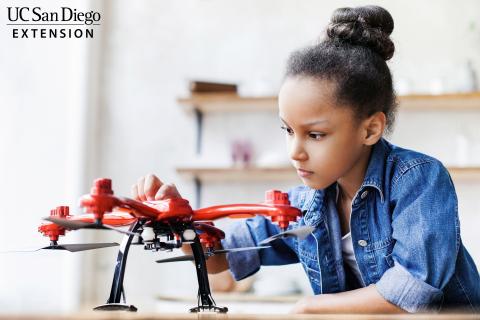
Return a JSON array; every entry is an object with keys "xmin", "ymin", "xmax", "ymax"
[{"xmin": 132, "ymin": 5, "xmax": 480, "ymax": 313}]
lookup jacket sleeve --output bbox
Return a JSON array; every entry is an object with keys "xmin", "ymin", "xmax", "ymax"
[
  {"xmin": 220, "ymin": 186, "xmax": 306, "ymax": 280},
  {"xmin": 376, "ymin": 160, "xmax": 460, "ymax": 312}
]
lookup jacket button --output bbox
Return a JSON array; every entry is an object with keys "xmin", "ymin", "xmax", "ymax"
[
  {"xmin": 360, "ymin": 191, "xmax": 368, "ymax": 199},
  {"xmin": 358, "ymin": 240, "xmax": 368, "ymax": 247}
]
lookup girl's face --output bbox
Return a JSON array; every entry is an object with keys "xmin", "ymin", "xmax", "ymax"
[{"xmin": 278, "ymin": 76, "xmax": 368, "ymax": 190}]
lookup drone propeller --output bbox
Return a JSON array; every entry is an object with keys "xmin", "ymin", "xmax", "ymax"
[
  {"xmin": 155, "ymin": 225, "xmax": 314, "ymax": 264},
  {"xmin": 212, "ymin": 246, "xmax": 271, "ymax": 254},
  {"xmin": 0, "ymin": 242, "xmax": 119, "ymax": 253},
  {"xmin": 259, "ymin": 225, "xmax": 315, "ymax": 246},
  {"xmin": 44, "ymin": 217, "xmax": 139, "ymax": 237},
  {"xmin": 155, "ymin": 245, "xmax": 270, "ymax": 264},
  {"xmin": 155, "ymin": 255, "xmax": 196, "ymax": 263}
]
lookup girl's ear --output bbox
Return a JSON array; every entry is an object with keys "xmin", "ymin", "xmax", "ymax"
[{"xmin": 362, "ymin": 112, "xmax": 386, "ymax": 146}]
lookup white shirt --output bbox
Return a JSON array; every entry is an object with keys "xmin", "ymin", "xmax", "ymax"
[
  {"xmin": 341, "ymin": 232, "xmax": 365, "ymax": 286},
  {"xmin": 336, "ymin": 184, "xmax": 365, "ymax": 287}
]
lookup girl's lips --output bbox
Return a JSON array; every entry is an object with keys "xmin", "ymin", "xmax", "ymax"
[{"xmin": 297, "ymin": 169, "xmax": 314, "ymax": 177}]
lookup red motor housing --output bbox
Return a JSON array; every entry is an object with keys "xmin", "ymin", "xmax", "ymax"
[
  {"xmin": 79, "ymin": 178, "xmax": 119, "ymax": 221},
  {"xmin": 38, "ymin": 206, "xmax": 70, "ymax": 241}
]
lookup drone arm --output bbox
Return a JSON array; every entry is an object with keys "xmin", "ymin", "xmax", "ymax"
[
  {"xmin": 115, "ymin": 197, "xmax": 166, "ymax": 220},
  {"xmin": 68, "ymin": 212, "xmax": 137, "ymax": 226},
  {"xmin": 193, "ymin": 204, "xmax": 300, "ymax": 228}
]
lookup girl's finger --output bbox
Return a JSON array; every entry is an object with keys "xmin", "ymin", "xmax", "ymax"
[
  {"xmin": 137, "ymin": 176, "xmax": 147, "ymax": 201},
  {"xmin": 144, "ymin": 174, "xmax": 162, "ymax": 201},
  {"xmin": 155, "ymin": 183, "xmax": 181, "ymax": 200},
  {"xmin": 169, "ymin": 183, "xmax": 182, "ymax": 198},
  {"xmin": 131, "ymin": 184, "xmax": 139, "ymax": 200},
  {"xmin": 154, "ymin": 183, "xmax": 169, "ymax": 200}
]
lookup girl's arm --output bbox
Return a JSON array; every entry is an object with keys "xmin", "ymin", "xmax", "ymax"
[{"xmin": 291, "ymin": 284, "xmax": 406, "ymax": 314}]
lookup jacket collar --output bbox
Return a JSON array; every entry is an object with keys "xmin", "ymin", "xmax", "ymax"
[
  {"xmin": 360, "ymin": 138, "xmax": 391, "ymax": 203},
  {"xmin": 302, "ymin": 138, "xmax": 391, "ymax": 226}
]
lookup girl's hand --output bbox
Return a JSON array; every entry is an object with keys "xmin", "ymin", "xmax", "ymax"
[
  {"xmin": 133, "ymin": 174, "xmax": 229, "ymax": 274},
  {"xmin": 289, "ymin": 286, "xmax": 406, "ymax": 314},
  {"xmin": 290, "ymin": 296, "xmax": 313, "ymax": 314},
  {"xmin": 131, "ymin": 173, "xmax": 181, "ymax": 201}
]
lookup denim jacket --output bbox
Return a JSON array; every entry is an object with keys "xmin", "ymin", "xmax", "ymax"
[{"xmin": 221, "ymin": 138, "xmax": 480, "ymax": 313}]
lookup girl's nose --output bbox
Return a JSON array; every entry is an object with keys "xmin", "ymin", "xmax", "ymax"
[{"xmin": 289, "ymin": 139, "xmax": 308, "ymax": 161}]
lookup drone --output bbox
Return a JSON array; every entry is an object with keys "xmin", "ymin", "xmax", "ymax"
[{"xmin": 35, "ymin": 178, "xmax": 313, "ymax": 313}]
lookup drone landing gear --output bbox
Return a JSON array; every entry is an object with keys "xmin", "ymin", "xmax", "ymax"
[
  {"xmin": 189, "ymin": 305, "xmax": 228, "ymax": 313},
  {"xmin": 94, "ymin": 221, "xmax": 142, "ymax": 312},
  {"xmin": 189, "ymin": 237, "xmax": 228, "ymax": 313},
  {"xmin": 93, "ymin": 303, "xmax": 137, "ymax": 312}
]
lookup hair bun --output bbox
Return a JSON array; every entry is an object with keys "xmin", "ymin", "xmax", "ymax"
[{"xmin": 326, "ymin": 5, "xmax": 395, "ymax": 60}]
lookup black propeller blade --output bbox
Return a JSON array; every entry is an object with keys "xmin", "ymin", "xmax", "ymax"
[
  {"xmin": 155, "ymin": 245, "xmax": 270, "ymax": 264},
  {"xmin": 43, "ymin": 217, "xmax": 91, "ymax": 230},
  {"xmin": 155, "ymin": 255, "xmax": 195, "ymax": 263},
  {"xmin": 52, "ymin": 243, "xmax": 119, "ymax": 252},
  {"xmin": 44, "ymin": 217, "xmax": 139, "ymax": 237},
  {"xmin": 259, "ymin": 225, "xmax": 315, "ymax": 246},
  {"xmin": 0, "ymin": 242, "xmax": 119, "ymax": 253},
  {"xmin": 212, "ymin": 245, "xmax": 270, "ymax": 254}
]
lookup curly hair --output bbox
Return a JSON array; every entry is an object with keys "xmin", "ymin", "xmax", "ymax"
[{"xmin": 286, "ymin": 5, "xmax": 398, "ymax": 134}]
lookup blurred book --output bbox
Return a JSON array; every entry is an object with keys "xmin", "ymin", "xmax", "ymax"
[{"xmin": 189, "ymin": 81, "xmax": 238, "ymax": 94}]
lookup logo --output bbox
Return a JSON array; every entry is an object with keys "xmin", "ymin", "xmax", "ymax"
[{"xmin": 6, "ymin": 7, "xmax": 101, "ymax": 39}]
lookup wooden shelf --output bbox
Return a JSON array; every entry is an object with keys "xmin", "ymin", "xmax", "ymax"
[
  {"xmin": 178, "ymin": 92, "xmax": 480, "ymax": 112},
  {"xmin": 178, "ymin": 93, "xmax": 278, "ymax": 112},
  {"xmin": 447, "ymin": 166, "xmax": 480, "ymax": 181},
  {"xmin": 399, "ymin": 92, "xmax": 480, "ymax": 110},
  {"xmin": 8, "ymin": 313, "xmax": 477, "ymax": 320},
  {"xmin": 178, "ymin": 92, "xmax": 480, "ymax": 208},
  {"xmin": 177, "ymin": 165, "xmax": 480, "ymax": 182},
  {"xmin": 176, "ymin": 165, "xmax": 299, "ymax": 182}
]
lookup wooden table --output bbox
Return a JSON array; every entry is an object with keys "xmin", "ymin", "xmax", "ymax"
[{"xmin": 0, "ymin": 313, "xmax": 478, "ymax": 320}]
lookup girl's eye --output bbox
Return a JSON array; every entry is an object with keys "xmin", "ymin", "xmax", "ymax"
[
  {"xmin": 309, "ymin": 132, "xmax": 326, "ymax": 140},
  {"xmin": 280, "ymin": 125, "xmax": 294, "ymax": 135}
]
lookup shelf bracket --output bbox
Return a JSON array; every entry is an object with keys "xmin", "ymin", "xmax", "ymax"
[{"xmin": 194, "ymin": 108, "xmax": 203, "ymax": 155}]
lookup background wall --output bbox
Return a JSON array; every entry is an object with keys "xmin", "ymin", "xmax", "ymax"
[{"xmin": 1, "ymin": 0, "xmax": 479, "ymax": 314}]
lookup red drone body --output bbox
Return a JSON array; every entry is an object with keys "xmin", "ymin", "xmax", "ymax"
[
  {"xmin": 37, "ymin": 178, "xmax": 308, "ymax": 313},
  {"xmin": 39, "ymin": 178, "xmax": 301, "ymax": 242}
]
